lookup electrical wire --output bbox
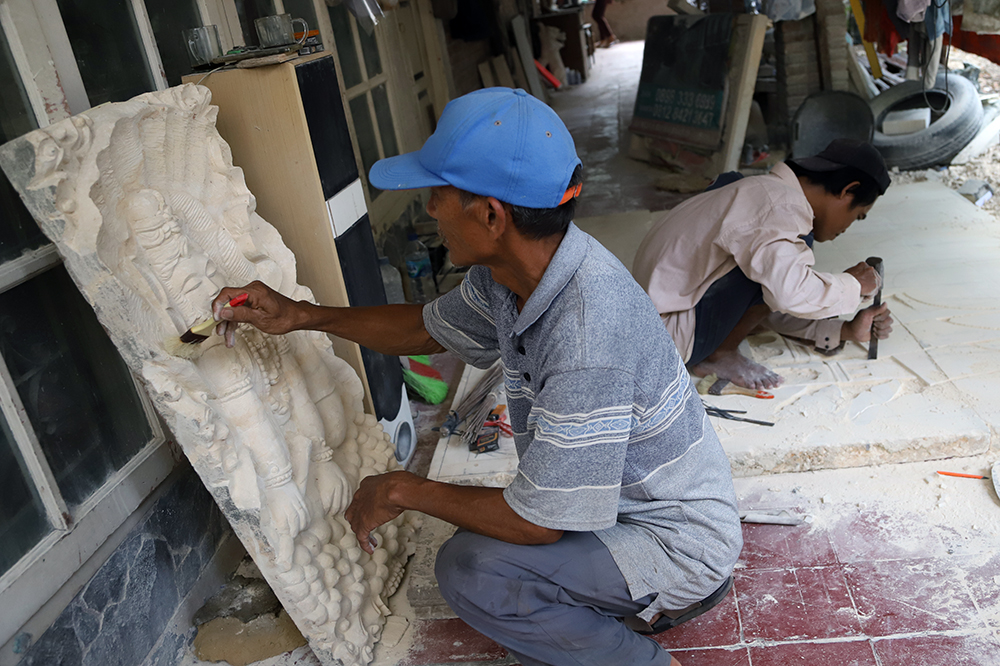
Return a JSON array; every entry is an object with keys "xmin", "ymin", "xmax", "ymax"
[{"xmin": 194, "ymin": 65, "xmax": 230, "ymax": 86}]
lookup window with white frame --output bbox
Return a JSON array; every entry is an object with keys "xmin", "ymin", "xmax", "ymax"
[
  {"xmin": 0, "ymin": 0, "xmax": 208, "ymax": 655},
  {"xmin": 326, "ymin": 0, "xmax": 401, "ymax": 201}
]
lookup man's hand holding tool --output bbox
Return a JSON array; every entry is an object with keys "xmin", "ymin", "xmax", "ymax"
[
  {"xmin": 212, "ymin": 281, "xmax": 308, "ymax": 347},
  {"xmin": 845, "ymin": 260, "xmax": 882, "ymax": 298},
  {"xmin": 864, "ymin": 256, "xmax": 885, "ymax": 359}
]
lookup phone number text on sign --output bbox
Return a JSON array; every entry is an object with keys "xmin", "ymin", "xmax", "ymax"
[{"xmin": 636, "ymin": 85, "xmax": 723, "ymax": 130}]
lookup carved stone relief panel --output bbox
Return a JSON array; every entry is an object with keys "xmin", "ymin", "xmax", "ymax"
[{"xmin": 0, "ymin": 84, "xmax": 419, "ymax": 666}]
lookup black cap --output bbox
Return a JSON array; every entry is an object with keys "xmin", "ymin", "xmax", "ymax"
[{"xmin": 788, "ymin": 139, "xmax": 891, "ymax": 196}]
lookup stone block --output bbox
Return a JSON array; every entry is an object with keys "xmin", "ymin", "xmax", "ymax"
[{"xmin": 883, "ymin": 107, "xmax": 931, "ymax": 135}]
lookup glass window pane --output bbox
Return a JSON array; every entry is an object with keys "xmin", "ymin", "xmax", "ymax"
[
  {"xmin": 0, "ymin": 416, "xmax": 51, "ymax": 577},
  {"xmin": 0, "ymin": 266, "xmax": 153, "ymax": 509},
  {"xmin": 55, "ymin": 0, "xmax": 155, "ymax": 105},
  {"xmin": 144, "ymin": 0, "xmax": 202, "ymax": 86},
  {"xmin": 358, "ymin": 20, "xmax": 381, "ymax": 78},
  {"xmin": 283, "ymin": 0, "xmax": 318, "ymax": 36},
  {"xmin": 372, "ymin": 84, "xmax": 398, "ymax": 158},
  {"xmin": 0, "ymin": 27, "xmax": 45, "ymax": 263},
  {"xmin": 234, "ymin": 0, "xmax": 277, "ymax": 47},
  {"xmin": 349, "ymin": 94, "xmax": 381, "ymax": 200},
  {"xmin": 0, "ymin": 29, "xmax": 34, "ymax": 141},
  {"xmin": 328, "ymin": 1, "xmax": 362, "ymax": 88}
]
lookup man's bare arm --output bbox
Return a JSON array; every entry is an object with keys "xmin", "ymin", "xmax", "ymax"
[
  {"xmin": 345, "ymin": 471, "xmax": 563, "ymax": 554},
  {"xmin": 212, "ymin": 281, "xmax": 446, "ymax": 356}
]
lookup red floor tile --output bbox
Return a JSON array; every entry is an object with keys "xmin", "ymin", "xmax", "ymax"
[
  {"xmin": 738, "ymin": 522, "xmax": 838, "ymax": 570},
  {"xmin": 826, "ymin": 508, "xmax": 955, "ymax": 563},
  {"xmin": 399, "ymin": 618, "xmax": 509, "ymax": 665},
  {"xmin": 749, "ymin": 639, "xmax": 878, "ymax": 666},
  {"xmin": 667, "ymin": 646, "xmax": 750, "ymax": 666},
  {"xmin": 735, "ymin": 566, "xmax": 862, "ymax": 641},
  {"xmin": 844, "ymin": 559, "xmax": 984, "ymax": 637},
  {"xmin": 960, "ymin": 551, "xmax": 1000, "ymax": 629},
  {"xmin": 872, "ymin": 633, "xmax": 1000, "ymax": 666},
  {"xmin": 653, "ymin": 587, "xmax": 740, "ymax": 650}
]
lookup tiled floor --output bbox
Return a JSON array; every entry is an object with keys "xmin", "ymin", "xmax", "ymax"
[{"xmin": 387, "ymin": 455, "xmax": 1000, "ymax": 665}]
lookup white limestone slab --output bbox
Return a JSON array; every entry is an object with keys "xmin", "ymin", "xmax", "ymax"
[
  {"xmin": 0, "ymin": 85, "xmax": 418, "ymax": 666},
  {"xmin": 718, "ymin": 181, "xmax": 1000, "ymax": 474},
  {"xmin": 440, "ymin": 182, "xmax": 1000, "ymax": 482}
]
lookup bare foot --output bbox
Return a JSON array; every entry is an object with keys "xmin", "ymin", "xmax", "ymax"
[{"xmin": 689, "ymin": 349, "xmax": 783, "ymax": 390}]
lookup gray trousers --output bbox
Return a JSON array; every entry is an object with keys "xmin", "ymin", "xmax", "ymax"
[{"xmin": 435, "ymin": 530, "xmax": 675, "ymax": 666}]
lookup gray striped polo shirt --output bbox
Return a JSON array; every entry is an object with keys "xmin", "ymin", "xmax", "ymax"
[{"xmin": 424, "ymin": 223, "xmax": 742, "ymax": 619}]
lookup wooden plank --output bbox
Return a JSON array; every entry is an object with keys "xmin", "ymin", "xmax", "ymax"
[
  {"xmin": 848, "ymin": 0, "xmax": 883, "ymax": 79},
  {"xmin": 847, "ymin": 49, "xmax": 879, "ymax": 99},
  {"xmin": 236, "ymin": 51, "xmax": 301, "ymax": 68},
  {"xmin": 415, "ymin": 0, "xmax": 453, "ymax": 120},
  {"xmin": 479, "ymin": 61, "xmax": 497, "ymax": 88},
  {"xmin": 511, "ymin": 15, "xmax": 546, "ymax": 100},
  {"xmin": 492, "ymin": 55, "xmax": 516, "ymax": 88},
  {"xmin": 184, "ymin": 54, "xmax": 374, "ymax": 413},
  {"xmin": 719, "ymin": 14, "xmax": 768, "ymax": 172},
  {"xmin": 510, "ymin": 46, "xmax": 530, "ymax": 90}
]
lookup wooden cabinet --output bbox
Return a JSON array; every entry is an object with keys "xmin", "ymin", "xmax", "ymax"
[
  {"xmin": 183, "ymin": 53, "xmax": 414, "ymax": 461},
  {"xmin": 535, "ymin": 6, "xmax": 592, "ymax": 82}
]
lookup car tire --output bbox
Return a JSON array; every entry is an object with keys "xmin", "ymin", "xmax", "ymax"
[{"xmin": 870, "ymin": 72, "xmax": 983, "ymax": 170}]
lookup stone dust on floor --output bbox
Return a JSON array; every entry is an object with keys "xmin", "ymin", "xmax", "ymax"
[{"xmin": 212, "ymin": 453, "xmax": 1000, "ymax": 666}]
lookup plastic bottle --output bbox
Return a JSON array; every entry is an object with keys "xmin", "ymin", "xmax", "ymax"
[
  {"xmin": 379, "ymin": 256, "xmax": 406, "ymax": 305},
  {"xmin": 403, "ymin": 233, "xmax": 437, "ymax": 303}
]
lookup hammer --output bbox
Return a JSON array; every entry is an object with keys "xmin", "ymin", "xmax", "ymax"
[{"xmin": 866, "ymin": 256, "xmax": 884, "ymax": 360}]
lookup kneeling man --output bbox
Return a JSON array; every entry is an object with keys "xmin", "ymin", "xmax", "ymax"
[{"xmin": 633, "ymin": 139, "xmax": 894, "ymax": 390}]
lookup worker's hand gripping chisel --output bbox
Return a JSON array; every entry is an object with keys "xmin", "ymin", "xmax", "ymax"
[{"xmin": 865, "ymin": 256, "xmax": 884, "ymax": 360}]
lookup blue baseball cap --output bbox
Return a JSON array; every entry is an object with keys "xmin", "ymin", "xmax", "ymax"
[{"xmin": 369, "ymin": 88, "xmax": 582, "ymax": 209}]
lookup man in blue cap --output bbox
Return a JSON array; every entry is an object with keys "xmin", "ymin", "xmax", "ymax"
[{"xmin": 213, "ymin": 88, "xmax": 742, "ymax": 666}]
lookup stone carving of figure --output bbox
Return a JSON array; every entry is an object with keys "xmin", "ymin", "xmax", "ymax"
[{"xmin": 0, "ymin": 85, "xmax": 417, "ymax": 666}]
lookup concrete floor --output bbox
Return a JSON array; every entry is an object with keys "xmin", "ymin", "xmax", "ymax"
[{"xmin": 179, "ymin": 40, "xmax": 1000, "ymax": 666}]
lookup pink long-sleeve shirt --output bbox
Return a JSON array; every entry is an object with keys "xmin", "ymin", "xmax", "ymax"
[{"xmin": 632, "ymin": 162, "xmax": 862, "ymax": 362}]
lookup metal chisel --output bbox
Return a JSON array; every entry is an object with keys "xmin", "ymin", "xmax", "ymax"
[{"xmin": 866, "ymin": 256, "xmax": 884, "ymax": 360}]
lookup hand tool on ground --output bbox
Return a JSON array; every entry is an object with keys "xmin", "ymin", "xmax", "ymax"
[
  {"xmin": 936, "ymin": 470, "xmax": 991, "ymax": 480},
  {"xmin": 439, "ymin": 362, "xmax": 504, "ymax": 437},
  {"xmin": 866, "ymin": 256, "xmax": 884, "ymax": 360},
  {"xmin": 739, "ymin": 509, "xmax": 803, "ymax": 525},
  {"xmin": 702, "ymin": 401, "xmax": 774, "ymax": 427},
  {"xmin": 696, "ymin": 373, "xmax": 773, "ymax": 399},
  {"xmin": 469, "ymin": 405, "xmax": 509, "ymax": 454}
]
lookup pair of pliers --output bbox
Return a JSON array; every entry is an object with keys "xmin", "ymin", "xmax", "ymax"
[
  {"xmin": 703, "ymin": 401, "xmax": 774, "ymax": 427},
  {"xmin": 483, "ymin": 414, "xmax": 513, "ymax": 437}
]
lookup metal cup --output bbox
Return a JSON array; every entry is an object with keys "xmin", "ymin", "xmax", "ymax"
[
  {"xmin": 254, "ymin": 14, "xmax": 308, "ymax": 49},
  {"xmin": 184, "ymin": 25, "xmax": 223, "ymax": 68}
]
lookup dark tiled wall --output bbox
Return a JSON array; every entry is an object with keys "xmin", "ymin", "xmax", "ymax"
[{"xmin": 18, "ymin": 465, "xmax": 231, "ymax": 666}]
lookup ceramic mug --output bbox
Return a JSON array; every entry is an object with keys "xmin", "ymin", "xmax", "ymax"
[
  {"xmin": 254, "ymin": 14, "xmax": 308, "ymax": 49},
  {"xmin": 185, "ymin": 25, "xmax": 223, "ymax": 67}
]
